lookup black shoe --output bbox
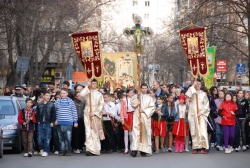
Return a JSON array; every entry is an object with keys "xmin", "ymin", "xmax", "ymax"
[
  {"xmin": 86, "ymin": 151, "xmax": 93, "ymax": 156},
  {"xmin": 107, "ymin": 150, "xmax": 112, "ymax": 154},
  {"xmin": 66, "ymin": 151, "xmax": 71, "ymax": 156},
  {"xmin": 58, "ymin": 151, "xmax": 65, "ymax": 156},
  {"xmin": 130, "ymin": 151, "xmax": 137, "ymax": 157},
  {"xmin": 140, "ymin": 151, "xmax": 147, "ymax": 157},
  {"xmin": 28, "ymin": 152, "xmax": 32, "ymax": 157}
]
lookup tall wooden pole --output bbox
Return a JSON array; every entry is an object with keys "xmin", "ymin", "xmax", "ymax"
[
  {"xmin": 85, "ymin": 26, "xmax": 93, "ymax": 129},
  {"xmin": 137, "ymin": 53, "xmax": 142, "ymax": 143}
]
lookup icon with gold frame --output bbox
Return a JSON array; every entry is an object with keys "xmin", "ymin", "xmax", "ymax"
[{"xmin": 80, "ymin": 41, "xmax": 94, "ymax": 58}]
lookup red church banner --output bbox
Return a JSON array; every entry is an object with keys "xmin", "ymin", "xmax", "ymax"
[
  {"xmin": 179, "ymin": 27, "xmax": 208, "ymax": 77},
  {"xmin": 71, "ymin": 32, "xmax": 102, "ymax": 79}
]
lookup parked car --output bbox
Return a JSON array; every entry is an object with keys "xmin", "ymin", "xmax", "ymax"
[
  {"xmin": 0, "ymin": 96, "xmax": 22, "ymax": 153},
  {"xmin": 0, "ymin": 116, "xmax": 4, "ymax": 158},
  {"xmin": 17, "ymin": 97, "xmax": 26, "ymax": 108}
]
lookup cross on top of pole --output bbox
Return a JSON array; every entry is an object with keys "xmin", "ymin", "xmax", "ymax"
[{"xmin": 124, "ymin": 16, "xmax": 153, "ymax": 53}]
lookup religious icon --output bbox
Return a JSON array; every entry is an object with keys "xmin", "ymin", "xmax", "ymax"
[
  {"xmin": 80, "ymin": 41, "xmax": 94, "ymax": 57},
  {"xmin": 187, "ymin": 37, "xmax": 199, "ymax": 54},
  {"xmin": 103, "ymin": 75, "xmax": 111, "ymax": 90},
  {"xmin": 101, "ymin": 53, "xmax": 137, "ymax": 93}
]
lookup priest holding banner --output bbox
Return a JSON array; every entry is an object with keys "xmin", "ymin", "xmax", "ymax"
[
  {"xmin": 71, "ymin": 31, "xmax": 104, "ymax": 156},
  {"xmin": 185, "ymin": 79, "xmax": 210, "ymax": 154},
  {"xmin": 80, "ymin": 79, "xmax": 105, "ymax": 156},
  {"xmin": 179, "ymin": 24, "xmax": 211, "ymax": 154}
]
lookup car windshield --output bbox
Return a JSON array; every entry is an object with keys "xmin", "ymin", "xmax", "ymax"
[
  {"xmin": 0, "ymin": 100, "xmax": 15, "ymax": 115},
  {"xmin": 18, "ymin": 100, "xmax": 26, "ymax": 108}
]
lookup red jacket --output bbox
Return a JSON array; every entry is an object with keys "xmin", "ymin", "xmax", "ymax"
[
  {"xmin": 219, "ymin": 101, "xmax": 237, "ymax": 126},
  {"xmin": 18, "ymin": 108, "xmax": 36, "ymax": 131}
]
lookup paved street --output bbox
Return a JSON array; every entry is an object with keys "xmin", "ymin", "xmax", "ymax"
[{"xmin": 1, "ymin": 148, "xmax": 249, "ymax": 168}]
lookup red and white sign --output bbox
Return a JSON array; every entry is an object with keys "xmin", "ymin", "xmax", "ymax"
[{"xmin": 216, "ymin": 60, "xmax": 227, "ymax": 72}]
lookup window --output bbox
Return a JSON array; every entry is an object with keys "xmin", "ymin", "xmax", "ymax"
[
  {"xmin": 145, "ymin": 1, "xmax": 150, "ymax": 6},
  {"xmin": 133, "ymin": 1, "xmax": 137, "ymax": 6},
  {"xmin": 0, "ymin": 100, "xmax": 15, "ymax": 115},
  {"xmin": 18, "ymin": 100, "xmax": 26, "ymax": 109},
  {"xmin": 144, "ymin": 14, "xmax": 149, "ymax": 19}
]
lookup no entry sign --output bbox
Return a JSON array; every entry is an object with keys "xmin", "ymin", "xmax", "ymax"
[{"xmin": 216, "ymin": 60, "xmax": 226, "ymax": 72}]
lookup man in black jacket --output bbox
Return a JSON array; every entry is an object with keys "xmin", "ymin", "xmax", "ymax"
[
  {"xmin": 152, "ymin": 81, "xmax": 168, "ymax": 98},
  {"xmin": 36, "ymin": 91, "xmax": 56, "ymax": 157}
]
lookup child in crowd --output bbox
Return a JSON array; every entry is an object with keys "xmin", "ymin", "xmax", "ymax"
[
  {"xmin": 152, "ymin": 96, "xmax": 168, "ymax": 153},
  {"xmin": 120, "ymin": 88, "xmax": 137, "ymax": 154},
  {"xmin": 172, "ymin": 95, "xmax": 188, "ymax": 153},
  {"xmin": 101, "ymin": 93, "xmax": 116, "ymax": 153},
  {"xmin": 18, "ymin": 98, "xmax": 36, "ymax": 157},
  {"xmin": 54, "ymin": 88, "xmax": 78, "ymax": 156},
  {"xmin": 36, "ymin": 91, "xmax": 56, "ymax": 157},
  {"xmin": 165, "ymin": 95, "xmax": 176, "ymax": 152},
  {"xmin": 33, "ymin": 96, "xmax": 43, "ymax": 155}
]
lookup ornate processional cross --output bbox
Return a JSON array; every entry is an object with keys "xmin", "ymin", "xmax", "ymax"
[
  {"xmin": 124, "ymin": 16, "xmax": 153, "ymax": 53},
  {"xmin": 124, "ymin": 16, "xmax": 153, "ymax": 143}
]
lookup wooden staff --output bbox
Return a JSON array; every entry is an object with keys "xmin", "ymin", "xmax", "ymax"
[
  {"xmin": 194, "ymin": 77, "xmax": 200, "ymax": 125},
  {"xmin": 84, "ymin": 26, "xmax": 93, "ymax": 129},
  {"xmin": 137, "ymin": 53, "xmax": 143, "ymax": 143}
]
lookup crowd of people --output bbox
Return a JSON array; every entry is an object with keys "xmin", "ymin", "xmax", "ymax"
[{"xmin": 2, "ymin": 79, "xmax": 250, "ymax": 157}]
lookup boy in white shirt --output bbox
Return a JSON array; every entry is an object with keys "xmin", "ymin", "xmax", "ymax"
[{"xmin": 101, "ymin": 93, "xmax": 116, "ymax": 154}]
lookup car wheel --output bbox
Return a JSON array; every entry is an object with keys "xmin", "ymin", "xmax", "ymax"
[
  {"xmin": 0, "ymin": 139, "xmax": 3, "ymax": 158},
  {"xmin": 12, "ymin": 136, "xmax": 21, "ymax": 154}
]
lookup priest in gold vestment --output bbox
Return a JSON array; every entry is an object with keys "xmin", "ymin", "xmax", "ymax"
[
  {"xmin": 130, "ymin": 83, "xmax": 155, "ymax": 157},
  {"xmin": 185, "ymin": 79, "xmax": 210, "ymax": 154},
  {"xmin": 80, "ymin": 79, "xmax": 105, "ymax": 156}
]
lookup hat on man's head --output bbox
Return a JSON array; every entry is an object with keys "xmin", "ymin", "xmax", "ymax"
[{"xmin": 15, "ymin": 85, "xmax": 22, "ymax": 90}]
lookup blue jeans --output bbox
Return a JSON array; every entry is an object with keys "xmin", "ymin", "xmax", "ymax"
[
  {"xmin": 57, "ymin": 125, "xmax": 72, "ymax": 152},
  {"xmin": 38, "ymin": 123, "xmax": 52, "ymax": 153},
  {"xmin": 215, "ymin": 123, "xmax": 223, "ymax": 146}
]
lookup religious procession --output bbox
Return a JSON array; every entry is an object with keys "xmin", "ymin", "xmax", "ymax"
[{"xmin": 0, "ymin": 1, "xmax": 250, "ymax": 168}]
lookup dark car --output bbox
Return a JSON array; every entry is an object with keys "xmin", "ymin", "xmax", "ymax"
[
  {"xmin": 0, "ymin": 96, "xmax": 22, "ymax": 153},
  {"xmin": 0, "ymin": 116, "xmax": 3, "ymax": 158}
]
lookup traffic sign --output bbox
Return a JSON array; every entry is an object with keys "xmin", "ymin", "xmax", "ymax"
[
  {"xmin": 236, "ymin": 63, "xmax": 246, "ymax": 75},
  {"xmin": 216, "ymin": 60, "xmax": 226, "ymax": 72},
  {"xmin": 16, "ymin": 56, "xmax": 30, "ymax": 71}
]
